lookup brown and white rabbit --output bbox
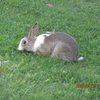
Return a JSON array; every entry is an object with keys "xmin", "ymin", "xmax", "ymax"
[{"xmin": 18, "ymin": 23, "xmax": 84, "ymax": 62}]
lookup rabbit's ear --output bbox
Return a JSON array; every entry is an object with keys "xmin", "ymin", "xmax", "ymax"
[{"xmin": 28, "ymin": 23, "xmax": 38, "ymax": 37}]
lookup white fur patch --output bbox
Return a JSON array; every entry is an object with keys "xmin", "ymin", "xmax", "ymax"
[
  {"xmin": 18, "ymin": 37, "xmax": 25, "ymax": 51},
  {"xmin": 77, "ymin": 57, "xmax": 84, "ymax": 61},
  {"xmin": 33, "ymin": 34, "xmax": 50, "ymax": 52}
]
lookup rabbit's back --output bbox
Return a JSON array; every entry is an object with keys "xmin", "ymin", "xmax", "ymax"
[{"xmin": 47, "ymin": 32, "xmax": 78, "ymax": 46}]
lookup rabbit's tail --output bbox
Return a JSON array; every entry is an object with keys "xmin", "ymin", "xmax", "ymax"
[{"xmin": 77, "ymin": 57, "xmax": 84, "ymax": 61}]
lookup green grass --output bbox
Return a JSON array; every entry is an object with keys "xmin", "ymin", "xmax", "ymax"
[{"xmin": 0, "ymin": 0, "xmax": 100, "ymax": 100}]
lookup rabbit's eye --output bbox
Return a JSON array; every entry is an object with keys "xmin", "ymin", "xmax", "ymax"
[{"xmin": 23, "ymin": 41, "xmax": 26, "ymax": 44}]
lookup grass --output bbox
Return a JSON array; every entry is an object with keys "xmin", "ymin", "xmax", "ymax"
[{"xmin": 0, "ymin": 0, "xmax": 100, "ymax": 100}]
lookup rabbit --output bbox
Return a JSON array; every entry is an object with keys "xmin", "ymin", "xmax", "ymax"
[{"xmin": 18, "ymin": 23, "xmax": 84, "ymax": 62}]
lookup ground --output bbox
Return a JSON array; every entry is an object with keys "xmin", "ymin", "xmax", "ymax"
[{"xmin": 0, "ymin": 0, "xmax": 100, "ymax": 100}]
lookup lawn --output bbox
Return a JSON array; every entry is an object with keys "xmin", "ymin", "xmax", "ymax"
[{"xmin": 0, "ymin": 0, "xmax": 100, "ymax": 100}]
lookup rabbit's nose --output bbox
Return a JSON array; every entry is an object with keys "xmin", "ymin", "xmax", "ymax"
[{"xmin": 18, "ymin": 43, "xmax": 24, "ymax": 51}]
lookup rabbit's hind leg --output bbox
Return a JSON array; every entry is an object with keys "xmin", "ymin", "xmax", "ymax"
[{"xmin": 51, "ymin": 42, "xmax": 72, "ymax": 62}]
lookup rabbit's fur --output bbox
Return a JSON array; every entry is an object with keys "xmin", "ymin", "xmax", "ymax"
[{"xmin": 18, "ymin": 23, "xmax": 83, "ymax": 62}]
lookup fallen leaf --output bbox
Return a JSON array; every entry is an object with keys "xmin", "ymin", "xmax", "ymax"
[{"xmin": 47, "ymin": 4, "xmax": 54, "ymax": 7}]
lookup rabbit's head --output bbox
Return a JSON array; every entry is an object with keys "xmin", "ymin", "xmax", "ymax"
[{"xmin": 18, "ymin": 23, "xmax": 38, "ymax": 51}]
